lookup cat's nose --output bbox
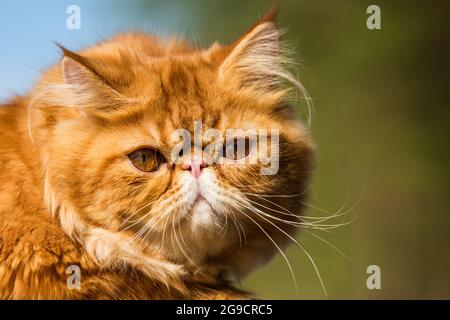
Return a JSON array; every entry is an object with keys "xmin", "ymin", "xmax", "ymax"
[{"xmin": 181, "ymin": 157, "xmax": 208, "ymax": 178}]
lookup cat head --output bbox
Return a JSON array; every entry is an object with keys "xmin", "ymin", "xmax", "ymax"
[{"xmin": 30, "ymin": 10, "xmax": 314, "ymax": 280}]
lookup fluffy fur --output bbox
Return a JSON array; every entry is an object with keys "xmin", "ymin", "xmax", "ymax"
[{"xmin": 0, "ymin": 10, "xmax": 314, "ymax": 299}]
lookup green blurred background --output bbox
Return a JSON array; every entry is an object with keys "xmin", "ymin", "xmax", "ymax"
[{"xmin": 1, "ymin": 0, "xmax": 449, "ymax": 299}]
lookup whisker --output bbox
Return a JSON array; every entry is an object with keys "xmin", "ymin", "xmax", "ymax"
[
  {"xmin": 160, "ymin": 210, "xmax": 172, "ymax": 253},
  {"xmin": 250, "ymin": 207, "xmax": 327, "ymax": 296},
  {"xmin": 300, "ymin": 188, "xmax": 364, "ymax": 224},
  {"xmin": 179, "ymin": 206, "xmax": 196, "ymax": 257},
  {"xmin": 304, "ymin": 230, "xmax": 353, "ymax": 263},
  {"xmin": 119, "ymin": 201, "xmax": 155, "ymax": 231},
  {"xmin": 240, "ymin": 189, "xmax": 355, "ymax": 225},
  {"xmin": 241, "ymin": 191, "xmax": 308, "ymax": 199},
  {"xmin": 226, "ymin": 191, "xmax": 327, "ymax": 296},
  {"xmin": 119, "ymin": 188, "xmax": 180, "ymax": 231},
  {"xmin": 232, "ymin": 205, "xmax": 300, "ymax": 297},
  {"xmin": 172, "ymin": 209, "xmax": 197, "ymax": 266},
  {"xmin": 241, "ymin": 199, "xmax": 352, "ymax": 230},
  {"xmin": 244, "ymin": 196, "xmax": 311, "ymax": 223},
  {"xmin": 232, "ymin": 213, "xmax": 243, "ymax": 248}
]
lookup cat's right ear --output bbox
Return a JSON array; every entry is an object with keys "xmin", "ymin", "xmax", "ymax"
[{"xmin": 54, "ymin": 45, "xmax": 126, "ymax": 112}]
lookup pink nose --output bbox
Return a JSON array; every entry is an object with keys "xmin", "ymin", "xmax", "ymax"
[{"xmin": 181, "ymin": 157, "xmax": 208, "ymax": 178}]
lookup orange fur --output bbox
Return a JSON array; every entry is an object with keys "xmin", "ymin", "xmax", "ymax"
[{"xmin": 0, "ymin": 11, "xmax": 314, "ymax": 299}]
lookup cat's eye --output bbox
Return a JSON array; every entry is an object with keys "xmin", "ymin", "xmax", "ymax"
[
  {"xmin": 223, "ymin": 137, "xmax": 252, "ymax": 161},
  {"xmin": 128, "ymin": 148, "xmax": 165, "ymax": 172}
]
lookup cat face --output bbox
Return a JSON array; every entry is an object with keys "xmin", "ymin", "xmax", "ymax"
[{"xmin": 34, "ymin": 16, "xmax": 314, "ymax": 277}]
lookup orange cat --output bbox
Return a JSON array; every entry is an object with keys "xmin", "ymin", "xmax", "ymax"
[{"xmin": 0, "ymin": 9, "xmax": 314, "ymax": 299}]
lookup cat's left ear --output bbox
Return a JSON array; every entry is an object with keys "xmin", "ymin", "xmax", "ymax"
[
  {"xmin": 215, "ymin": 7, "xmax": 289, "ymax": 96},
  {"xmin": 55, "ymin": 45, "xmax": 125, "ymax": 112}
]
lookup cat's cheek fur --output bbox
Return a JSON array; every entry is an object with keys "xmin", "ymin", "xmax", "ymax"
[{"xmin": 44, "ymin": 176, "xmax": 185, "ymax": 285}]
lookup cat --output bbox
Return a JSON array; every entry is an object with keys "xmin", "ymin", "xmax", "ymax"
[{"xmin": 0, "ymin": 9, "xmax": 314, "ymax": 299}]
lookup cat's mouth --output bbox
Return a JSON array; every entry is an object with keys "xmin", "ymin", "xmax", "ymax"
[
  {"xmin": 188, "ymin": 191, "xmax": 217, "ymax": 229},
  {"xmin": 190, "ymin": 193, "xmax": 211, "ymax": 213},
  {"xmin": 193, "ymin": 193, "xmax": 206, "ymax": 205}
]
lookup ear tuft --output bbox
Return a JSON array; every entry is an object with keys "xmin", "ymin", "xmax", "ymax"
[
  {"xmin": 56, "ymin": 44, "xmax": 106, "ymax": 91},
  {"xmin": 61, "ymin": 56, "xmax": 97, "ymax": 88},
  {"xmin": 59, "ymin": 55, "xmax": 123, "ymax": 111},
  {"xmin": 256, "ymin": 5, "xmax": 279, "ymax": 27},
  {"xmin": 56, "ymin": 43, "xmax": 99, "ymax": 79},
  {"xmin": 36, "ymin": 44, "xmax": 127, "ymax": 112},
  {"xmin": 218, "ymin": 8, "xmax": 290, "ymax": 96}
]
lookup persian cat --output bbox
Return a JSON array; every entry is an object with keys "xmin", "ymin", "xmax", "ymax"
[{"xmin": 0, "ymin": 9, "xmax": 314, "ymax": 299}]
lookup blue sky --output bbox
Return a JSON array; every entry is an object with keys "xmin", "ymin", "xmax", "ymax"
[{"xmin": 0, "ymin": 0, "xmax": 192, "ymax": 100}]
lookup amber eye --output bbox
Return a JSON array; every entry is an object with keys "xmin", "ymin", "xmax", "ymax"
[
  {"xmin": 128, "ymin": 148, "xmax": 165, "ymax": 172},
  {"xmin": 223, "ymin": 137, "xmax": 252, "ymax": 160}
]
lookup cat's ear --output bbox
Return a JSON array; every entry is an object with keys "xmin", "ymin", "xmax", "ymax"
[
  {"xmin": 217, "ymin": 7, "xmax": 290, "ymax": 96},
  {"xmin": 55, "ymin": 45, "xmax": 125, "ymax": 112}
]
